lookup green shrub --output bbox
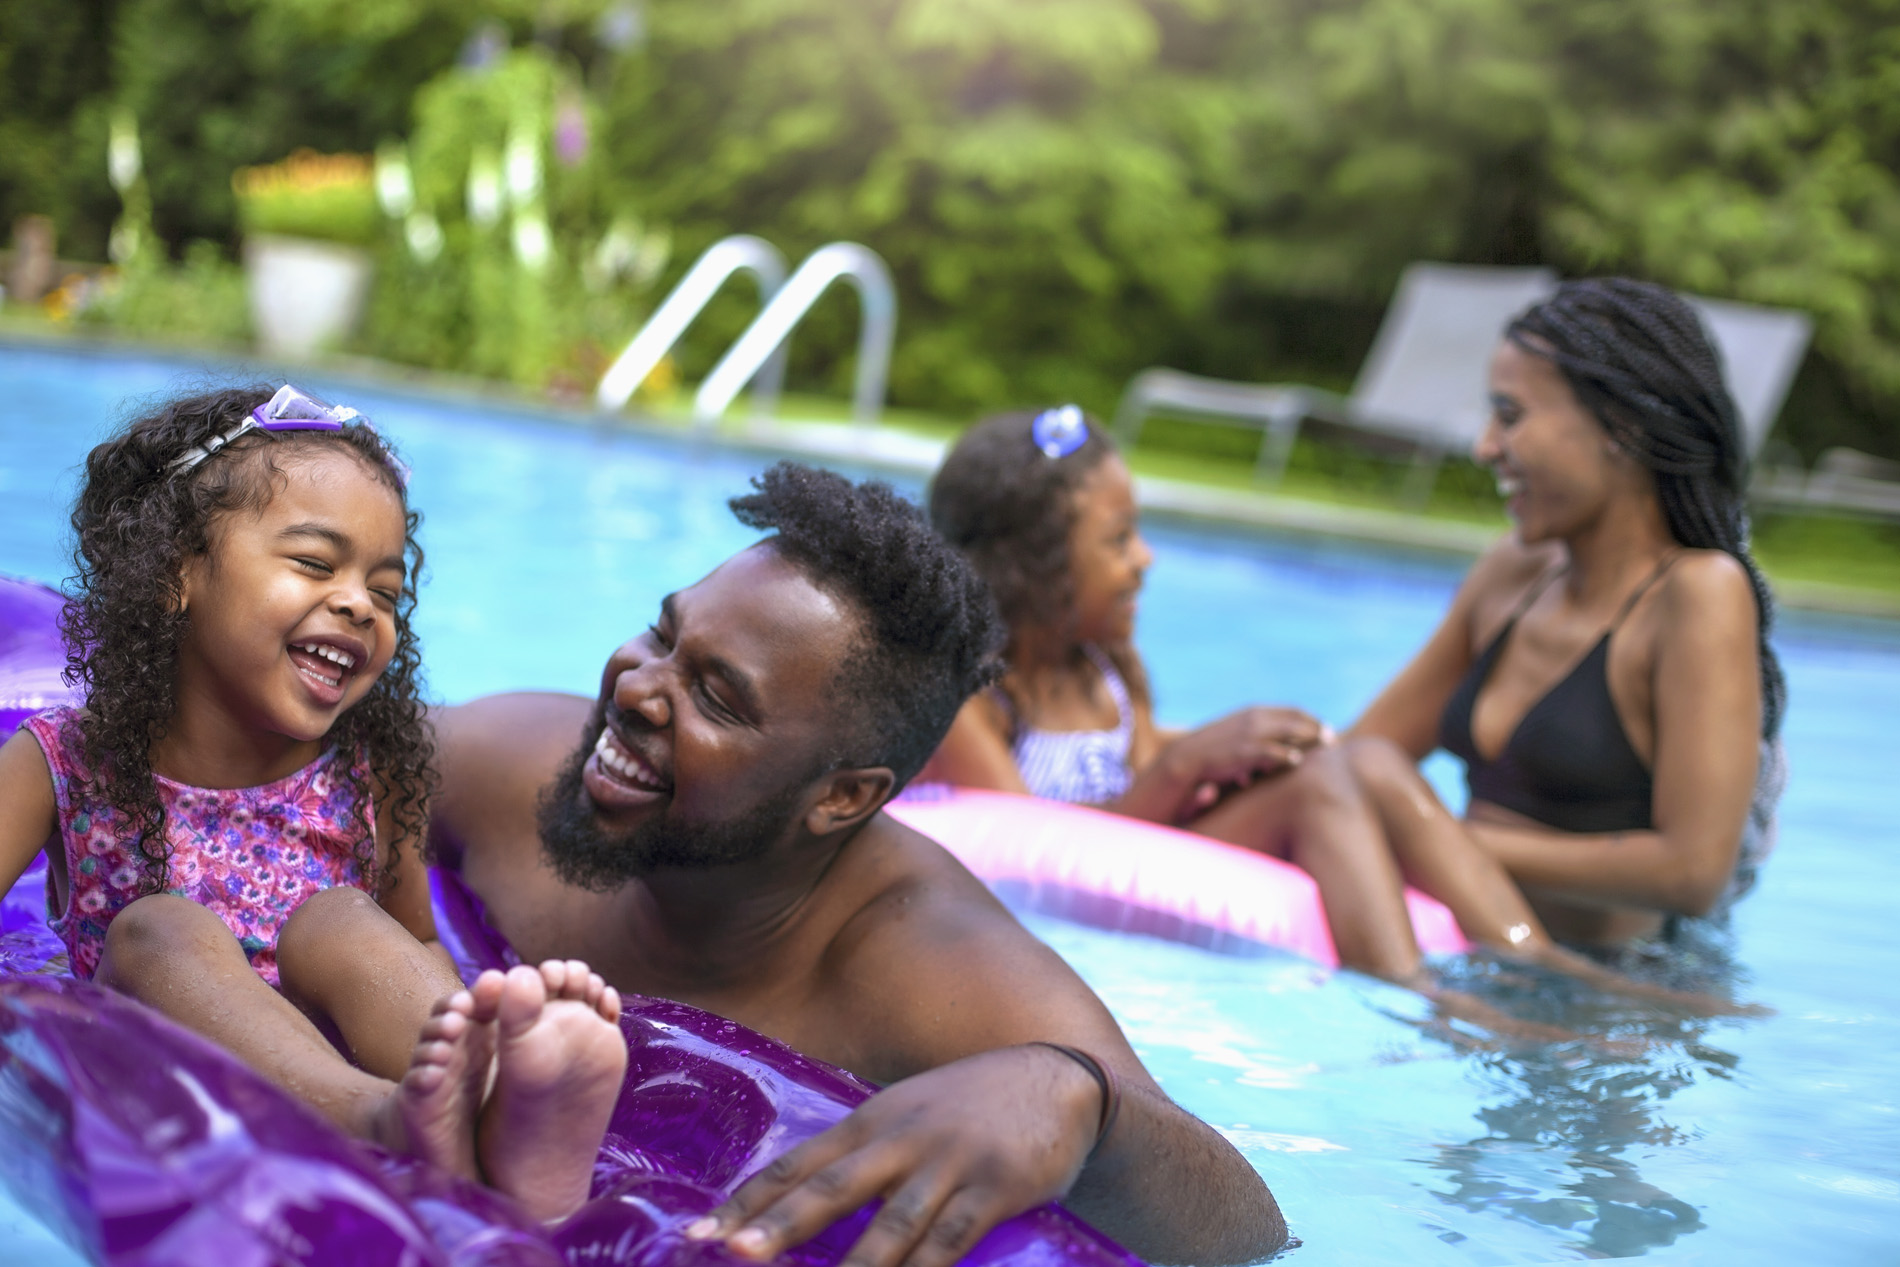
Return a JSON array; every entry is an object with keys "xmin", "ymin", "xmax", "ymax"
[
  {"xmin": 84, "ymin": 239, "xmax": 251, "ymax": 345},
  {"xmin": 233, "ymin": 150, "xmax": 380, "ymax": 246}
]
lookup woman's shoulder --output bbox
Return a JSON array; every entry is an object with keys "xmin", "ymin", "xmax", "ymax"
[
  {"xmin": 1663, "ymin": 547, "xmax": 1752, "ymax": 592},
  {"xmin": 1468, "ymin": 536, "xmax": 1563, "ymax": 589},
  {"xmin": 1652, "ymin": 548, "xmax": 1757, "ymax": 628}
]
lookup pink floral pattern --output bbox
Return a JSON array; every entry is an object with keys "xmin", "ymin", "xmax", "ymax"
[{"xmin": 25, "ymin": 708, "xmax": 376, "ymax": 986}]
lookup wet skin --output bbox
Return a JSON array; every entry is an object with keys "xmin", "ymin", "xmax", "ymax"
[
  {"xmin": 0, "ymin": 447, "xmax": 628, "ymax": 1220},
  {"xmin": 432, "ymin": 543, "xmax": 1286, "ymax": 1267}
]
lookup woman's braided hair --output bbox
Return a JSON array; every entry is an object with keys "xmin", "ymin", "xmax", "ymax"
[
  {"xmin": 60, "ymin": 385, "xmax": 435, "ymax": 893},
  {"xmin": 1506, "ymin": 278, "xmax": 1786, "ymax": 739}
]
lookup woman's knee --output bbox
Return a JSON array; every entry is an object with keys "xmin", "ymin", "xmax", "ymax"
[{"xmin": 1198, "ymin": 746, "xmax": 1369, "ymax": 853}]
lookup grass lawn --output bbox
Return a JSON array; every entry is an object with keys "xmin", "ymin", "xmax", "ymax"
[{"xmin": 750, "ymin": 392, "xmax": 1900, "ymax": 608}]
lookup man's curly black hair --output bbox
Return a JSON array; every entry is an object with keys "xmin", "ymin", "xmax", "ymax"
[
  {"xmin": 728, "ymin": 462, "xmax": 1004, "ymax": 790},
  {"xmin": 61, "ymin": 385, "xmax": 435, "ymax": 894}
]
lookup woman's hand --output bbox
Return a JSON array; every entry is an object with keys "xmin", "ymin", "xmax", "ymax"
[
  {"xmin": 685, "ymin": 1044, "xmax": 1102, "ymax": 1267},
  {"xmin": 1120, "ymin": 706, "xmax": 1333, "ymax": 823}
]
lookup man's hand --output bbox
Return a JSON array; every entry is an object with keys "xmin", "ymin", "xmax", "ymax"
[{"xmin": 685, "ymin": 1045, "xmax": 1102, "ymax": 1267}]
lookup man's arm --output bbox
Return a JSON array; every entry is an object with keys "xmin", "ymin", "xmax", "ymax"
[{"xmin": 693, "ymin": 826, "xmax": 1286, "ymax": 1267}]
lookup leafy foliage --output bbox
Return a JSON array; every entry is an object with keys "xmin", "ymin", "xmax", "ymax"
[{"xmin": 6, "ymin": 0, "xmax": 1900, "ymax": 455}]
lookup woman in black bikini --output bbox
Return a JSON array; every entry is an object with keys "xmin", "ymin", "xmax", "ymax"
[{"xmin": 1275, "ymin": 278, "xmax": 1784, "ymax": 989}]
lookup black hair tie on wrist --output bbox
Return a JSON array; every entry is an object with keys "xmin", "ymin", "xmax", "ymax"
[{"xmin": 1029, "ymin": 1041, "xmax": 1122, "ymax": 1159}]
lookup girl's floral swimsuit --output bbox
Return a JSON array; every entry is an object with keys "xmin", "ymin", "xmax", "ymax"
[{"xmin": 24, "ymin": 707, "xmax": 376, "ymax": 987}]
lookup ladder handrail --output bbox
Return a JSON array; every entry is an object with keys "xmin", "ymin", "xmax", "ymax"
[
  {"xmin": 596, "ymin": 234, "xmax": 790, "ymax": 414},
  {"xmin": 692, "ymin": 242, "xmax": 896, "ymax": 431}
]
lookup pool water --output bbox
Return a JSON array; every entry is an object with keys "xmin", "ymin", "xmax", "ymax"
[{"xmin": 3, "ymin": 342, "xmax": 1898, "ymax": 1265}]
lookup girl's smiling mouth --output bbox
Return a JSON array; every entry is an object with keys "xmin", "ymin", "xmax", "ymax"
[{"xmin": 288, "ymin": 639, "xmax": 363, "ymax": 703}]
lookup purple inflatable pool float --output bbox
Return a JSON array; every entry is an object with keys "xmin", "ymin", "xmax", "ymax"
[{"xmin": 0, "ymin": 575, "xmax": 1142, "ymax": 1267}]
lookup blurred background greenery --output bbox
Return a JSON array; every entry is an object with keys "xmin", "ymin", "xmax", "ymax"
[{"xmin": 4, "ymin": 0, "xmax": 1900, "ymax": 483}]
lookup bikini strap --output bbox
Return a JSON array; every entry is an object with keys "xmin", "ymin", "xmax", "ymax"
[
  {"xmin": 1608, "ymin": 551, "xmax": 1682, "ymax": 631},
  {"xmin": 1484, "ymin": 562, "xmax": 1567, "ymax": 650},
  {"xmin": 1510, "ymin": 563, "xmax": 1567, "ymax": 623}
]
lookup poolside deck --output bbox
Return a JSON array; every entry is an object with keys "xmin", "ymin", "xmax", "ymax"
[{"xmin": 4, "ymin": 325, "xmax": 1895, "ymax": 618}]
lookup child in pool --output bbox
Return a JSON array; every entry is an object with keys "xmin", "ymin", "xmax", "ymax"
[
  {"xmin": 922, "ymin": 406, "xmax": 1335, "ymax": 829},
  {"xmin": 927, "ymin": 405, "xmax": 1754, "ymax": 1024},
  {"xmin": 0, "ymin": 386, "xmax": 625, "ymax": 1221}
]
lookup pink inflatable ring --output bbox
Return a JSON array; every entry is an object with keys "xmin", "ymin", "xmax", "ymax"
[{"xmin": 889, "ymin": 790, "xmax": 1471, "ymax": 965}]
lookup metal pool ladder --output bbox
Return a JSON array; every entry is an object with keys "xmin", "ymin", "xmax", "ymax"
[{"xmin": 595, "ymin": 235, "xmax": 897, "ymax": 433}]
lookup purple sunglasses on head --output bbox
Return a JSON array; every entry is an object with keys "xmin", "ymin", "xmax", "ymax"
[{"xmin": 167, "ymin": 385, "xmax": 410, "ymax": 487}]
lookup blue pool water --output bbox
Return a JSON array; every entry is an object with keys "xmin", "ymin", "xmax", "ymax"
[{"xmin": 2, "ymin": 341, "xmax": 1898, "ymax": 1265}]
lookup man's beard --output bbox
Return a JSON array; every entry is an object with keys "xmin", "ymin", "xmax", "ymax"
[{"xmin": 535, "ymin": 722, "xmax": 811, "ymax": 891}]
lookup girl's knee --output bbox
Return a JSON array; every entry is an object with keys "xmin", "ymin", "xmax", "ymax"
[
  {"xmin": 103, "ymin": 893, "xmax": 217, "ymax": 955},
  {"xmin": 97, "ymin": 894, "xmax": 231, "ymax": 990},
  {"xmin": 1341, "ymin": 735, "xmax": 1417, "ymax": 790},
  {"xmin": 278, "ymin": 885, "xmax": 381, "ymax": 962}
]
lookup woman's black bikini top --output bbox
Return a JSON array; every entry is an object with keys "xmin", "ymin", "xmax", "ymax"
[{"xmin": 1438, "ymin": 555, "xmax": 1679, "ymax": 834}]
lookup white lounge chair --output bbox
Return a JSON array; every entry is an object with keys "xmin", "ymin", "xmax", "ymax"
[
  {"xmin": 1113, "ymin": 266, "xmax": 1817, "ymax": 505},
  {"xmin": 1682, "ymin": 296, "xmax": 1812, "ymax": 459},
  {"xmin": 1112, "ymin": 263, "xmax": 1558, "ymax": 503},
  {"xmin": 1792, "ymin": 448, "xmax": 1900, "ymax": 520}
]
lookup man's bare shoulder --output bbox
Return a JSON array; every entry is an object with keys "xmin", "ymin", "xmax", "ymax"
[
  {"xmin": 438, "ymin": 692, "xmax": 594, "ymax": 756},
  {"xmin": 432, "ymin": 692, "xmax": 593, "ymax": 856},
  {"xmin": 817, "ymin": 812, "xmax": 1127, "ymax": 1082},
  {"xmin": 833, "ymin": 811, "xmax": 1019, "ymax": 935}
]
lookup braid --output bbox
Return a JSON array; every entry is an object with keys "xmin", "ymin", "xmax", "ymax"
[{"xmin": 1507, "ymin": 279, "xmax": 1786, "ymax": 739}]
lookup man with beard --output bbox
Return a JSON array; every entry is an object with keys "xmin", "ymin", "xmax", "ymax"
[{"xmin": 429, "ymin": 463, "xmax": 1285, "ymax": 1267}]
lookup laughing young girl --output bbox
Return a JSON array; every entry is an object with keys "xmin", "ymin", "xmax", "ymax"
[
  {"xmin": 923, "ymin": 406, "xmax": 1337, "ymax": 829},
  {"xmin": 0, "ymin": 385, "xmax": 624, "ymax": 1220}
]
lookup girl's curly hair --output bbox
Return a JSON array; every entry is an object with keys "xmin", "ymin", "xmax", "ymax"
[
  {"xmin": 928, "ymin": 409, "xmax": 1151, "ymax": 709},
  {"xmin": 60, "ymin": 385, "xmax": 435, "ymax": 894}
]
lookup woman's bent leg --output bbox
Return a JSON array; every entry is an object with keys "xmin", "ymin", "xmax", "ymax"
[
  {"xmin": 276, "ymin": 885, "xmax": 468, "ymax": 1082},
  {"xmin": 1189, "ymin": 749, "xmax": 1426, "ymax": 983},
  {"xmin": 1341, "ymin": 738, "xmax": 1556, "ymax": 952}
]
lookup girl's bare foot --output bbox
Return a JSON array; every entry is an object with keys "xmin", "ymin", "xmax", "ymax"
[
  {"xmin": 477, "ymin": 961, "xmax": 628, "ymax": 1222},
  {"xmin": 536, "ymin": 956, "xmax": 623, "ymax": 1024},
  {"xmin": 373, "ymin": 984, "xmax": 497, "ymax": 1180}
]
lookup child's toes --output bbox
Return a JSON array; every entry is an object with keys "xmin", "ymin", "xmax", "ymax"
[{"xmin": 468, "ymin": 970, "xmax": 507, "ymax": 1023}]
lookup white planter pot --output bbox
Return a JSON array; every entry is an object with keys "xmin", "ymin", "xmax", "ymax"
[{"xmin": 243, "ymin": 234, "xmax": 373, "ymax": 358}]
